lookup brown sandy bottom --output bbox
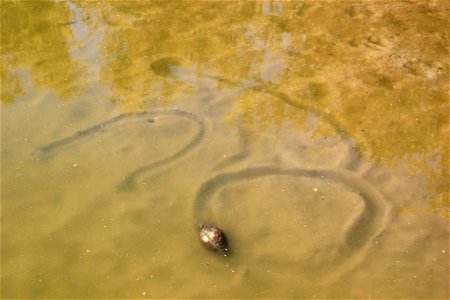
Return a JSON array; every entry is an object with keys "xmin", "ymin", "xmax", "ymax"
[
  {"xmin": 1, "ymin": 1, "xmax": 448, "ymax": 298},
  {"xmin": 2, "ymin": 83, "xmax": 447, "ymax": 298}
]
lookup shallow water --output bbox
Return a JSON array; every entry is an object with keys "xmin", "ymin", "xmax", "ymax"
[{"xmin": 1, "ymin": 1, "xmax": 449, "ymax": 298}]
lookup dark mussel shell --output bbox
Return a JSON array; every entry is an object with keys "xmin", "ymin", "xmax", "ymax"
[{"xmin": 199, "ymin": 224, "xmax": 229, "ymax": 255}]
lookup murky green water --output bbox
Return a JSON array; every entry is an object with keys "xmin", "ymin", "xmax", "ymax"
[{"xmin": 1, "ymin": 1, "xmax": 449, "ymax": 298}]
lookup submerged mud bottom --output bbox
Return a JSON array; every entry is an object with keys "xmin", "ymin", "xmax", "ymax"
[
  {"xmin": 194, "ymin": 166, "xmax": 389, "ymax": 284},
  {"xmin": 34, "ymin": 109, "xmax": 206, "ymax": 190}
]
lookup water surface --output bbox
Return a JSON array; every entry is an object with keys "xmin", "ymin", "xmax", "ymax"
[{"xmin": 1, "ymin": 1, "xmax": 449, "ymax": 298}]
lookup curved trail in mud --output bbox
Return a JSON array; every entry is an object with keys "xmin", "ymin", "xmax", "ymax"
[
  {"xmin": 34, "ymin": 109, "xmax": 206, "ymax": 189},
  {"xmin": 212, "ymin": 76, "xmax": 347, "ymax": 136},
  {"xmin": 194, "ymin": 166, "xmax": 388, "ymax": 283},
  {"xmin": 208, "ymin": 75, "xmax": 361, "ymax": 170}
]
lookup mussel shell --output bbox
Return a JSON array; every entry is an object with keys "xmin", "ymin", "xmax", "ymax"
[{"xmin": 199, "ymin": 224, "xmax": 228, "ymax": 255}]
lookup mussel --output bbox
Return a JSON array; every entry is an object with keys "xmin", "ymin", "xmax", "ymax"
[{"xmin": 199, "ymin": 224, "xmax": 229, "ymax": 256}]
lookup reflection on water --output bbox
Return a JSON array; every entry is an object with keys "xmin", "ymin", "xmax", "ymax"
[
  {"xmin": 1, "ymin": 1, "xmax": 87, "ymax": 101},
  {"xmin": 1, "ymin": 0, "xmax": 448, "ymax": 298}
]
